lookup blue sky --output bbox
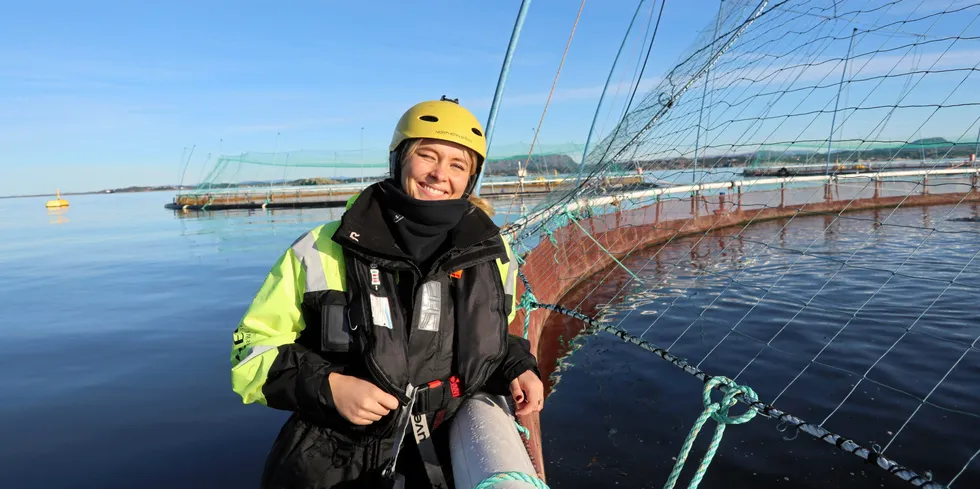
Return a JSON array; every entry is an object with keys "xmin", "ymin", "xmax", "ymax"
[{"xmin": 0, "ymin": 0, "xmax": 717, "ymax": 195}]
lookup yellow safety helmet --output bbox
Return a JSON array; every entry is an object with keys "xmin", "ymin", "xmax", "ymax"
[{"xmin": 389, "ymin": 96, "xmax": 487, "ymax": 195}]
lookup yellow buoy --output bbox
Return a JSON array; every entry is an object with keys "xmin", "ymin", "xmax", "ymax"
[{"xmin": 45, "ymin": 189, "xmax": 69, "ymax": 208}]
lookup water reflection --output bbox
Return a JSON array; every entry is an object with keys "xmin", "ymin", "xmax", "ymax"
[
  {"xmin": 540, "ymin": 204, "xmax": 980, "ymax": 489},
  {"xmin": 172, "ymin": 206, "xmax": 348, "ymax": 256},
  {"xmin": 46, "ymin": 207, "xmax": 69, "ymax": 225}
]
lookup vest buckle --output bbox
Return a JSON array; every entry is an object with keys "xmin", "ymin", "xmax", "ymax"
[{"xmin": 412, "ymin": 376, "xmax": 463, "ymax": 415}]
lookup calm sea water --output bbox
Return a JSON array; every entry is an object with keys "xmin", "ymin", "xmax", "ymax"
[
  {"xmin": 1, "ymin": 191, "xmax": 977, "ymax": 489},
  {"xmin": 541, "ymin": 202, "xmax": 980, "ymax": 489}
]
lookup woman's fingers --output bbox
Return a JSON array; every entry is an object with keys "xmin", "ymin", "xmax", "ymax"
[
  {"xmin": 513, "ymin": 370, "xmax": 545, "ymax": 416},
  {"xmin": 509, "ymin": 378, "xmax": 525, "ymax": 404}
]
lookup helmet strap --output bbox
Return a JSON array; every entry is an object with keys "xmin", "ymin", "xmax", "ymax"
[{"xmin": 388, "ymin": 150, "xmax": 401, "ymax": 182}]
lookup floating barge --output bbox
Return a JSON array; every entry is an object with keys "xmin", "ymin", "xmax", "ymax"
[
  {"xmin": 743, "ymin": 159, "xmax": 975, "ymax": 177},
  {"xmin": 165, "ymin": 174, "xmax": 646, "ymax": 211}
]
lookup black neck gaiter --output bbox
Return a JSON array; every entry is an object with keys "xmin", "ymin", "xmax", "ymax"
[{"xmin": 377, "ymin": 179, "xmax": 468, "ymax": 269}]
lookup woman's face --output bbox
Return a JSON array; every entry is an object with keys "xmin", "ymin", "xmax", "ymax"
[{"xmin": 401, "ymin": 139, "xmax": 473, "ymax": 200}]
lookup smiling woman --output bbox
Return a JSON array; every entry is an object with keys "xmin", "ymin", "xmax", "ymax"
[
  {"xmin": 389, "ymin": 98, "xmax": 495, "ymax": 217},
  {"xmin": 229, "ymin": 97, "xmax": 543, "ymax": 489},
  {"xmin": 395, "ymin": 138, "xmax": 495, "ymax": 216},
  {"xmin": 399, "ymin": 139, "xmax": 474, "ymax": 200}
]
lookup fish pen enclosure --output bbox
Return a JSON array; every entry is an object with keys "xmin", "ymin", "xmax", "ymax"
[
  {"xmin": 495, "ymin": 0, "xmax": 980, "ymax": 487},
  {"xmin": 167, "ymin": 143, "xmax": 649, "ymax": 211}
]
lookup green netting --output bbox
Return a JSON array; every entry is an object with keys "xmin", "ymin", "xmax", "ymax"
[{"xmin": 177, "ymin": 142, "xmax": 590, "ymax": 196}]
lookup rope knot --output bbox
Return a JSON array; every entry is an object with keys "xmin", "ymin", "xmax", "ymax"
[
  {"xmin": 518, "ymin": 290, "xmax": 539, "ymax": 339},
  {"xmin": 664, "ymin": 377, "xmax": 761, "ymax": 489},
  {"xmin": 703, "ymin": 377, "xmax": 759, "ymax": 425}
]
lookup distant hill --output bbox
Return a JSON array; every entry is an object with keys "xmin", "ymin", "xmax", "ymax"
[{"xmin": 484, "ymin": 154, "xmax": 579, "ymax": 176}]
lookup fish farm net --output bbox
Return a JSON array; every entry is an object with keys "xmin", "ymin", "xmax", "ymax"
[{"xmin": 502, "ymin": 1, "xmax": 980, "ymax": 488}]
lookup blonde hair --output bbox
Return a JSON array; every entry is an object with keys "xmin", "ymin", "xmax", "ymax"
[{"xmin": 400, "ymin": 138, "xmax": 495, "ymax": 216}]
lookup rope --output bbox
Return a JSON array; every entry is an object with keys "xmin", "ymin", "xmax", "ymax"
[
  {"xmin": 515, "ymin": 421, "xmax": 531, "ymax": 439},
  {"xmin": 523, "ymin": 0, "xmax": 587, "ymax": 173},
  {"xmin": 518, "ymin": 288, "xmax": 539, "ymax": 339},
  {"xmin": 564, "ymin": 208, "xmax": 642, "ymax": 281},
  {"xmin": 473, "ymin": 471, "xmax": 550, "ymax": 489},
  {"xmin": 501, "ymin": 0, "xmax": 586, "ymax": 220},
  {"xmin": 524, "ymin": 299, "xmax": 949, "ymax": 489},
  {"xmin": 577, "ymin": 0, "xmax": 648, "ymax": 186},
  {"xmin": 663, "ymin": 377, "xmax": 759, "ymax": 489}
]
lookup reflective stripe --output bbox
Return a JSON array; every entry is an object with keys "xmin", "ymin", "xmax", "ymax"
[
  {"xmin": 503, "ymin": 241, "xmax": 518, "ymax": 296},
  {"xmin": 291, "ymin": 231, "xmax": 329, "ymax": 292},
  {"xmin": 418, "ymin": 281, "xmax": 442, "ymax": 332},
  {"xmin": 237, "ymin": 344, "xmax": 276, "ymax": 365}
]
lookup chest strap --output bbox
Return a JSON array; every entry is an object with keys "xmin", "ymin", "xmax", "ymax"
[{"xmin": 382, "ymin": 377, "xmax": 465, "ymax": 488}]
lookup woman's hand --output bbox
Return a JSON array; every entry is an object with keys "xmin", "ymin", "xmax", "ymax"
[
  {"xmin": 509, "ymin": 369, "xmax": 544, "ymax": 416},
  {"xmin": 328, "ymin": 373, "xmax": 401, "ymax": 425}
]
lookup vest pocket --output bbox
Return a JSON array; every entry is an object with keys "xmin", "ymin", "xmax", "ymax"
[{"xmin": 319, "ymin": 289, "xmax": 352, "ymax": 353}]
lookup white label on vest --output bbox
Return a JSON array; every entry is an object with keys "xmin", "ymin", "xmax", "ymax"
[
  {"xmin": 370, "ymin": 294, "xmax": 392, "ymax": 329},
  {"xmin": 411, "ymin": 413, "xmax": 431, "ymax": 443},
  {"xmin": 418, "ymin": 281, "xmax": 441, "ymax": 332}
]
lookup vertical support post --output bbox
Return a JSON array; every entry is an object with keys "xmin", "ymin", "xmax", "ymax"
[
  {"xmin": 737, "ymin": 185, "xmax": 743, "ymax": 211},
  {"xmin": 476, "ymin": 0, "xmax": 532, "ymax": 196},
  {"xmin": 780, "ymin": 182, "xmax": 786, "ymax": 208},
  {"xmin": 694, "ymin": 0, "xmax": 725, "ymax": 184},
  {"xmin": 826, "ymin": 28, "xmax": 857, "ymax": 175}
]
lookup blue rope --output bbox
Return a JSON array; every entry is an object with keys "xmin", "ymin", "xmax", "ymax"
[
  {"xmin": 662, "ymin": 377, "xmax": 759, "ymax": 489},
  {"xmin": 515, "ymin": 421, "xmax": 530, "ymax": 439},
  {"xmin": 473, "ymin": 471, "xmax": 550, "ymax": 489},
  {"xmin": 501, "ymin": 280, "xmax": 948, "ymax": 489},
  {"xmin": 518, "ymin": 289, "xmax": 538, "ymax": 339},
  {"xmin": 544, "ymin": 227, "xmax": 558, "ymax": 245}
]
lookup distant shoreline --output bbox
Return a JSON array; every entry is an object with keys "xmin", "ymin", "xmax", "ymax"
[{"xmin": 0, "ymin": 186, "xmax": 186, "ymax": 200}]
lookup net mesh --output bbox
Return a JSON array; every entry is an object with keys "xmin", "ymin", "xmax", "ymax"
[
  {"xmin": 176, "ymin": 142, "xmax": 589, "ymax": 196},
  {"xmin": 501, "ymin": 1, "xmax": 980, "ymax": 487}
]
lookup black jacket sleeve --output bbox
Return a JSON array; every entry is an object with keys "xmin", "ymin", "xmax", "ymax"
[
  {"xmin": 482, "ymin": 334, "xmax": 540, "ymax": 396},
  {"xmin": 230, "ymin": 246, "xmax": 349, "ymax": 426},
  {"xmin": 263, "ymin": 344, "xmax": 347, "ymax": 424}
]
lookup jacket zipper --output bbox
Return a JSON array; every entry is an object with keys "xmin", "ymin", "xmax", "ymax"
[
  {"xmin": 358, "ymin": 261, "xmax": 414, "ymax": 404},
  {"xmin": 346, "ymin": 237, "xmax": 508, "ymax": 400}
]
